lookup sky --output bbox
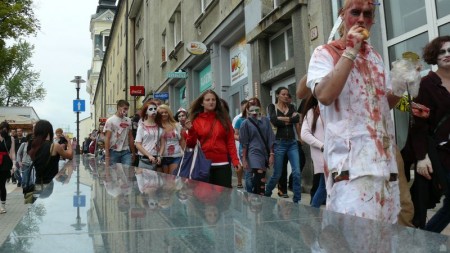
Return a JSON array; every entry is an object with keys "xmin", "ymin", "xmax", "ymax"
[{"xmin": 29, "ymin": 0, "xmax": 99, "ymax": 134}]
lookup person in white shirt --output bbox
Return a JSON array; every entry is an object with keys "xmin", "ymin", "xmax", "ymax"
[{"xmin": 104, "ymin": 100, "xmax": 136, "ymax": 166}]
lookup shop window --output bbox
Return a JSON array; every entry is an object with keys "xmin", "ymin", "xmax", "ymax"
[
  {"xmin": 384, "ymin": 0, "xmax": 426, "ymax": 40},
  {"xmin": 269, "ymin": 26, "xmax": 293, "ymax": 67}
]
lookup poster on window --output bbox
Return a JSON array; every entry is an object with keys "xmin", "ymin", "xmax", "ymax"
[{"xmin": 230, "ymin": 38, "xmax": 248, "ymax": 85}]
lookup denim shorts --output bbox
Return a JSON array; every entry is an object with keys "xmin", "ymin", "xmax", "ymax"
[{"xmin": 161, "ymin": 156, "xmax": 182, "ymax": 166}]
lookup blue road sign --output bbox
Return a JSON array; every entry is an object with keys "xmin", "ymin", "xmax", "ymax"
[
  {"xmin": 73, "ymin": 99, "xmax": 86, "ymax": 112},
  {"xmin": 154, "ymin": 92, "xmax": 169, "ymax": 100},
  {"xmin": 73, "ymin": 195, "xmax": 86, "ymax": 207}
]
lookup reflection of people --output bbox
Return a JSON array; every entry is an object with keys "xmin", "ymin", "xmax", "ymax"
[
  {"xmin": 307, "ymin": 0, "xmax": 400, "ymax": 222},
  {"xmin": 185, "ymin": 90, "xmax": 241, "ymax": 188},
  {"xmin": 135, "ymin": 167, "xmax": 163, "ymax": 210},
  {"xmin": 192, "ymin": 182, "xmax": 231, "ymax": 225},
  {"xmin": 403, "ymin": 36, "xmax": 450, "ymax": 231}
]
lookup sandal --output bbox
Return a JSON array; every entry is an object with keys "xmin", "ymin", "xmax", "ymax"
[{"xmin": 237, "ymin": 184, "xmax": 243, "ymax": 188}]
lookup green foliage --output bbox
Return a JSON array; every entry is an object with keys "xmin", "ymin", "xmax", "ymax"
[
  {"xmin": 0, "ymin": 0, "xmax": 39, "ymax": 40},
  {"xmin": 0, "ymin": 41, "xmax": 46, "ymax": 106}
]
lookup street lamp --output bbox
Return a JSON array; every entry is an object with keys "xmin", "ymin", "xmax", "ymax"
[{"xmin": 70, "ymin": 76, "xmax": 86, "ymax": 155}]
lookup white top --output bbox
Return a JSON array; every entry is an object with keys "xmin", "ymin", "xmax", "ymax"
[
  {"xmin": 301, "ymin": 109, "xmax": 325, "ymax": 174},
  {"xmin": 135, "ymin": 122, "xmax": 162, "ymax": 156},
  {"xmin": 161, "ymin": 126, "xmax": 183, "ymax": 158},
  {"xmin": 104, "ymin": 114, "xmax": 132, "ymax": 152},
  {"xmin": 307, "ymin": 44, "xmax": 397, "ymax": 179}
]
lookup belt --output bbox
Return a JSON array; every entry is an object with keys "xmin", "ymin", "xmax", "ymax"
[{"xmin": 331, "ymin": 171, "xmax": 398, "ymax": 183}]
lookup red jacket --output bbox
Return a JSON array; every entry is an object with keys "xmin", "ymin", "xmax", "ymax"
[{"xmin": 186, "ymin": 111, "xmax": 239, "ymax": 166}]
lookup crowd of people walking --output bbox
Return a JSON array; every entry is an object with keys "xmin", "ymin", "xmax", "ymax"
[{"xmin": 1, "ymin": 0, "xmax": 449, "ymax": 237}]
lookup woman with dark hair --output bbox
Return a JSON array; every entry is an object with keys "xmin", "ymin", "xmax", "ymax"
[
  {"xmin": 239, "ymin": 97, "xmax": 275, "ymax": 195},
  {"xmin": 28, "ymin": 120, "xmax": 73, "ymax": 186},
  {"xmin": 0, "ymin": 121, "xmax": 15, "ymax": 213},
  {"xmin": 403, "ymin": 36, "xmax": 450, "ymax": 231},
  {"xmin": 135, "ymin": 101, "xmax": 163, "ymax": 171},
  {"xmin": 185, "ymin": 90, "xmax": 241, "ymax": 188},
  {"xmin": 265, "ymin": 87, "xmax": 302, "ymax": 203},
  {"xmin": 301, "ymin": 95, "xmax": 326, "ymax": 208}
]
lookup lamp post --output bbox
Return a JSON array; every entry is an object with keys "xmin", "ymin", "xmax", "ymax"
[{"xmin": 70, "ymin": 76, "xmax": 86, "ymax": 155}]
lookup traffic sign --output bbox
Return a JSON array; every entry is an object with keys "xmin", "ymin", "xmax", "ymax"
[
  {"xmin": 73, "ymin": 100, "xmax": 86, "ymax": 112},
  {"xmin": 167, "ymin": 71, "xmax": 188, "ymax": 79},
  {"xmin": 73, "ymin": 195, "xmax": 86, "ymax": 207},
  {"xmin": 154, "ymin": 92, "xmax": 169, "ymax": 100}
]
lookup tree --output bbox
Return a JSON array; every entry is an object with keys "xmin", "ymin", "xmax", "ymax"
[
  {"xmin": 0, "ymin": 0, "xmax": 39, "ymax": 40},
  {"xmin": 0, "ymin": 41, "xmax": 45, "ymax": 106},
  {"xmin": 0, "ymin": 0, "xmax": 39, "ymax": 79}
]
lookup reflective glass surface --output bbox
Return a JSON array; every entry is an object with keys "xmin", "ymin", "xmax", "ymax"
[{"xmin": 1, "ymin": 155, "xmax": 449, "ymax": 252}]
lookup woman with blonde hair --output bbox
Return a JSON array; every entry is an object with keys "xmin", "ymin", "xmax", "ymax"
[
  {"xmin": 185, "ymin": 90, "xmax": 241, "ymax": 188},
  {"xmin": 156, "ymin": 104, "xmax": 185, "ymax": 174}
]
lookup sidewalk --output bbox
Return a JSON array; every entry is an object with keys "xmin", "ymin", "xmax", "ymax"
[{"xmin": 0, "ymin": 183, "xmax": 30, "ymax": 246}]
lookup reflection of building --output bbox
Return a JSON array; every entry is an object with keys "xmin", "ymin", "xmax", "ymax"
[
  {"xmin": 0, "ymin": 106, "xmax": 40, "ymax": 133},
  {"xmin": 88, "ymin": 0, "xmax": 116, "ymax": 130}
]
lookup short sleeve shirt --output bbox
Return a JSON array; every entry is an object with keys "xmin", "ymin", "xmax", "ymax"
[
  {"xmin": 135, "ymin": 122, "xmax": 163, "ymax": 156},
  {"xmin": 104, "ymin": 115, "xmax": 132, "ymax": 151},
  {"xmin": 307, "ymin": 43, "xmax": 397, "ymax": 178}
]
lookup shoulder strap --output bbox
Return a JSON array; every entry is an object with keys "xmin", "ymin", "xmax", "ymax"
[
  {"xmin": 203, "ymin": 119, "xmax": 217, "ymax": 143},
  {"xmin": 432, "ymin": 113, "xmax": 450, "ymax": 135},
  {"xmin": 248, "ymin": 118, "xmax": 270, "ymax": 156}
]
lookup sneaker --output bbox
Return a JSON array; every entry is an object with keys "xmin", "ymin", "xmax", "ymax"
[
  {"xmin": 0, "ymin": 205, "xmax": 6, "ymax": 214},
  {"xmin": 17, "ymin": 182, "xmax": 21, "ymax": 187}
]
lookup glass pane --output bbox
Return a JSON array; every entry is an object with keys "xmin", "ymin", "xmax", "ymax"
[
  {"xmin": 388, "ymin": 32, "xmax": 430, "ymax": 73},
  {"xmin": 287, "ymin": 28, "xmax": 294, "ymax": 59},
  {"xmin": 270, "ymin": 33, "xmax": 286, "ymax": 67},
  {"xmin": 439, "ymin": 22, "xmax": 450, "ymax": 35},
  {"xmin": 436, "ymin": 0, "xmax": 450, "ymax": 19},
  {"xmin": 384, "ymin": 0, "xmax": 426, "ymax": 39}
]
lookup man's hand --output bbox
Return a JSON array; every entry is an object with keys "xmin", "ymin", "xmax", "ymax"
[{"xmin": 417, "ymin": 154, "xmax": 433, "ymax": 180}]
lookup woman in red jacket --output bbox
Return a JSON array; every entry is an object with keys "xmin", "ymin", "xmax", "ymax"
[{"xmin": 185, "ymin": 90, "xmax": 241, "ymax": 188}]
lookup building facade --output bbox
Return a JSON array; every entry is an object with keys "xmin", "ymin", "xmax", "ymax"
[
  {"xmin": 88, "ymin": 0, "xmax": 117, "ymax": 129},
  {"xmin": 91, "ymin": 0, "xmax": 450, "ymax": 189}
]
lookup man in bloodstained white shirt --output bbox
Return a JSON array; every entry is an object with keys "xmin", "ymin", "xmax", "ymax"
[
  {"xmin": 104, "ymin": 99, "xmax": 136, "ymax": 166},
  {"xmin": 306, "ymin": 0, "xmax": 406, "ymax": 223}
]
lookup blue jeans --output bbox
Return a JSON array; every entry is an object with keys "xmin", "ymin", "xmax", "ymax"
[
  {"xmin": 21, "ymin": 164, "xmax": 32, "ymax": 188},
  {"xmin": 109, "ymin": 149, "xmax": 132, "ymax": 166},
  {"xmin": 245, "ymin": 171, "xmax": 253, "ymax": 193},
  {"xmin": 265, "ymin": 139, "xmax": 301, "ymax": 203},
  {"xmin": 425, "ymin": 172, "xmax": 450, "ymax": 233},
  {"xmin": 311, "ymin": 173, "xmax": 327, "ymax": 208}
]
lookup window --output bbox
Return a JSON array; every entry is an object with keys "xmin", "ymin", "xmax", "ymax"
[
  {"xmin": 388, "ymin": 32, "xmax": 429, "ymax": 72},
  {"xmin": 269, "ymin": 26, "xmax": 294, "ymax": 67},
  {"xmin": 103, "ymin": 35, "xmax": 109, "ymax": 52},
  {"xmin": 169, "ymin": 5, "xmax": 182, "ymax": 51},
  {"xmin": 162, "ymin": 30, "xmax": 167, "ymax": 62},
  {"xmin": 436, "ymin": 0, "xmax": 450, "ymax": 19},
  {"xmin": 384, "ymin": 0, "xmax": 426, "ymax": 40},
  {"xmin": 439, "ymin": 23, "xmax": 450, "ymax": 35}
]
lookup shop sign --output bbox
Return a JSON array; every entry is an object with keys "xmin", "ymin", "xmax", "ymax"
[{"xmin": 130, "ymin": 86, "xmax": 145, "ymax": 96}]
